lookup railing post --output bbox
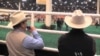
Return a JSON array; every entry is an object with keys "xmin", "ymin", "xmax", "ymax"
[{"xmin": 31, "ymin": 12, "xmax": 34, "ymax": 27}]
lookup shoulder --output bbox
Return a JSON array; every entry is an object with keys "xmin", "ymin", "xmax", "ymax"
[
  {"xmin": 58, "ymin": 33, "xmax": 68, "ymax": 42},
  {"xmin": 19, "ymin": 32, "xmax": 27, "ymax": 35},
  {"xmin": 86, "ymin": 35, "xmax": 94, "ymax": 40},
  {"xmin": 18, "ymin": 32, "xmax": 27, "ymax": 38},
  {"xmin": 85, "ymin": 35, "xmax": 95, "ymax": 44},
  {"xmin": 6, "ymin": 31, "xmax": 13, "ymax": 37}
]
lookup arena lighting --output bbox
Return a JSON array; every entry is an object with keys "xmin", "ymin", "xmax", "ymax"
[
  {"xmin": 22, "ymin": 0, "xmax": 27, "ymax": 2},
  {"xmin": 36, "ymin": 0, "xmax": 46, "ymax": 5},
  {"xmin": 88, "ymin": 0, "xmax": 92, "ymax": 2}
]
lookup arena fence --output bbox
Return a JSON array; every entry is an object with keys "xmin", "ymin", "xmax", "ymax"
[
  {"xmin": 0, "ymin": 9, "xmax": 100, "ymax": 17},
  {"xmin": 0, "ymin": 9, "xmax": 100, "ymax": 56},
  {"xmin": 0, "ymin": 29, "xmax": 100, "ymax": 56}
]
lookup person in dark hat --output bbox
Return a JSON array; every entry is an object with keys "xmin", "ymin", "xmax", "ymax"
[
  {"xmin": 6, "ymin": 12, "xmax": 44, "ymax": 56},
  {"xmin": 58, "ymin": 10, "xmax": 96, "ymax": 56}
]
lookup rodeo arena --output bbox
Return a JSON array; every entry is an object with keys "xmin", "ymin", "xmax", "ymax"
[{"xmin": 0, "ymin": 0, "xmax": 100, "ymax": 56}]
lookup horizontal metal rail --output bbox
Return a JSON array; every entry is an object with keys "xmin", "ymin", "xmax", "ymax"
[
  {"xmin": 0, "ymin": 40, "xmax": 99, "ymax": 56},
  {"xmin": 0, "ymin": 9, "xmax": 100, "ymax": 17},
  {"xmin": 0, "ymin": 25, "xmax": 100, "ymax": 38}
]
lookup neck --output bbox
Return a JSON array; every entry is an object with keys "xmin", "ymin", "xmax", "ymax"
[
  {"xmin": 14, "ymin": 27, "xmax": 25, "ymax": 32},
  {"xmin": 69, "ymin": 28, "xmax": 85, "ymax": 34}
]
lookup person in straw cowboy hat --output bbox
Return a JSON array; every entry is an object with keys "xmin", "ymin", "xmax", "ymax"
[
  {"xmin": 58, "ymin": 10, "xmax": 96, "ymax": 56},
  {"xmin": 6, "ymin": 12, "xmax": 44, "ymax": 56}
]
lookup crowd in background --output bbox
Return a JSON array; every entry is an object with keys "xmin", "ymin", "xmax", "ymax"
[
  {"xmin": 34, "ymin": 14, "xmax": 100, "ymax": 30},
  {"xmin": 0, "ymin": 0, "xmax": 99, "ymax": 30},
  {"xmin": 0, "ymin": 0, "xmax": 97, "ymax": 13}
]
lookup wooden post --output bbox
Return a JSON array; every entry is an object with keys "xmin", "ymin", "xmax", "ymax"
[
  {"xmin": 18, "ymin": 1, "xmax": 21, "ymax": 11},
  {"xmin": 31, "ymin": 13, "xmax": 34, "ymax": 27},
  {"xmin": 97, "ymin": 0, "xmax": 100, "ymax": 14},
  {"xmin": 45, "ymin": 0, "xmax": 52, "ymax": 27}
]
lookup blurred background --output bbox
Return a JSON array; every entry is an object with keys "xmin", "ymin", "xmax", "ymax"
[{"xmin": 0, "ymin": 0, "xmax": 97, "ymax": 13}]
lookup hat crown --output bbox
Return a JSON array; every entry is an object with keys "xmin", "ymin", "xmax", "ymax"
[
  {"xmin": 10, "ymin": 12, "xmax": 27, "ymax": 26},
  {"xmin": 72, "ymin": 10, "xmax": 83, "ymax": 16},
  {"xmin": 72, "ymin": 16, "xmax": 84, "ymax": 25},
  {"xmin": 71, "ymin": 10, "xmax": 85, "ymax": 25}
]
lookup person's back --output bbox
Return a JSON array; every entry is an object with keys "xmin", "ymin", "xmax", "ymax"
[
  {"xmin": 58, "ymin": 29, "xmax": 96, "ymax": 56},
  {"xmin": 6, "ymin": 30, "xmax": 35, "ymax": 56},
  {"xmin": 58, "ymin": 10, "xmax": 96, "ymax": 56}
]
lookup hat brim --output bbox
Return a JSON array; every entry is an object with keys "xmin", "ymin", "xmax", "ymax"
[
  {"xmin": 64, "ymin": 16, "xmax": 92, "ymax": 29},
  {"xmin": 8, "ymin": 18, "xmax": 28, "ymax": 28}
]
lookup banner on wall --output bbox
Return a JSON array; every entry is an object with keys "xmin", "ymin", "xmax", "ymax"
[{"xmin": 36, "ymin": 0, "xmax": 46, "ymax": 5}]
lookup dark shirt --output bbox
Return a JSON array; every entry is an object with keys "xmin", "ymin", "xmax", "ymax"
[
  {"xmin": 57, "ymin": 18, "xmax": 63, "ymax": 25},
  {"xmin": 58, "ymin": 29, "xmax": 96, "ymax": 56}
]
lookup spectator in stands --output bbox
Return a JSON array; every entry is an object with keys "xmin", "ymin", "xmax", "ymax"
[
  {"xmin": 64, "ymin": 23, "xmax": 69, "ymax": 31},
  {"xmin": 58, "ymin": 10, "xmax": 96, "ymax": 56},
  {"xmin": 95, "ymin": 18, "xmax": 100, "ymax": 28},
  {"xmin": 56, "ymin": 18, "xmax": 63, "ymax": 30},
  {"xmin": 6, "ymin": 12, "xmax": 44, "ymax": 56}
]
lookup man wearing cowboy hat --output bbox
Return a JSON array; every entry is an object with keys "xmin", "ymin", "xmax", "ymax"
[
  {"xmin": 58, "ymin": 10, "xmax": 96, "ymax": 56},
  {"xmin": 6, "ymin": 12, "xmax": 44, "ymax": 56}
]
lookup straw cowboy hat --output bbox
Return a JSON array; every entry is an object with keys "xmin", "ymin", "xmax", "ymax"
[
  {"xmin": 9, "ymin": 11, "xmax": 27, "ymax": 27},
  {"xmin": 64, "ymin": 10, "xmax": 92, "ymax": 29}
]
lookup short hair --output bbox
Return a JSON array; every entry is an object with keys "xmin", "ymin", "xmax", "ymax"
[{"xmin": 13, "ymin": 23, "xmax": 21, "ymax": 29}]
